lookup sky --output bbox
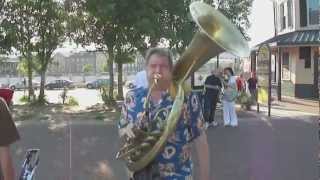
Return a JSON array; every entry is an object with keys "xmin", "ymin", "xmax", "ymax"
[{"xmin": 247, "ymin": 0, "xmax": 275, "ymax": 48}]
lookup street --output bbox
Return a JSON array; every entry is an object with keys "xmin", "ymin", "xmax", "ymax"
[{"xmin": 10, "ymin": 104, "xmax": 318, "ymax": 180}]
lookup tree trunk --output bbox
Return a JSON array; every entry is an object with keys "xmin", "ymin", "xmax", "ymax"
[
  {"xmin": 26, "ymin": 57, "xmax": 34, "ymax": 101},
  {"xmin": 82, "ymin": 73, "xmax": 86, "ymax": 83},
  {"xmin": 38, "ymin": 70, "xmax": 46, "ymax": 104},
  {"xmin": 117, "ymin": 62, "xmax": 124, "ymax": 100},
  {"xmin": 107, "ymin": 48, "xmax": 114, "ymax": 100}
]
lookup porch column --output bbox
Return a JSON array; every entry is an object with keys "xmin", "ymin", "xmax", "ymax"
[
  {"xmin": 216, "ymin": 54, "xmax": 219, "ymax": 68},
  {"xmin": 250, "ymin": 50, "xmax": 257, "ymax": 72},
  {"xmin": 277, "ymin": 47, "xmax": 282, "ymax": 101},
  {"xmin": 314, "ymin": 47, "xmax": 320, "ymax": 99}
]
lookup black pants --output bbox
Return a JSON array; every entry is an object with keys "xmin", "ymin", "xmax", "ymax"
[{"xmin": 203, "ymin": 91, "xmax": 219, "ymax": 123}]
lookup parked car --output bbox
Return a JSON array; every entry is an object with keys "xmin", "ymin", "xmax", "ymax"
[
  {"xmin": 45, "ymin": 79, "xmax": 74, "ymax": 90},
  {"xmin": 9, "ymin": 80, "xmax": 40, "ymax": 90},
  {"xmin": 86, "ymin": 78, "xmax": 110, "ymax": 89}
]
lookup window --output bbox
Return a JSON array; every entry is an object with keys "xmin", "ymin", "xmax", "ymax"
[
  {"xmin": 280, "ymin": 3, "xmax": 286, "ymax": 29},
  {"xmin": 299, "ymin": 47, "xmax": 311, "ymax": 68},
  {"xmin": 282, "ymin": 52, "xmax": 290, "ymax": 80},
  {"xmin": 300, "ymin": 0, "xmax": 308, "ymax": 27},
  {"xmin": 308, "ymin": 0, "xmax": 320, "ymax": 25},
  {"xmin": 287, "ymin": 0, "xmax": 293, "ymax": 27},
  {"xmin": 300, "ymin": 0, "xmax": 320, "ymax": 26},
  {"xmin": 282, "ymin": 53, "xmax": 289, "ymax": 67}
]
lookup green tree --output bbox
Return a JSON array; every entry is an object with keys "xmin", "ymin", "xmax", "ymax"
[
  {"xmin": 31, "ymin": 0, "xmax": 66, "ymax": 104},
  {"xmin": 1, "ymin": 0, "xmax": 40, "ymax": 101},
  {"xmin": 66, "ymin": 0, "xmax": 158, "ymax": 100},
  {"xmin": 101, "ymin": 62, "xmax": 108, "ymax": 73},
  {"xmin": 82, "ymin": 63, "xmax": 93, "ymax": 82},
  {"xmin": 17, "ymin": 58, "xmax": 28, "ymax": 77}
]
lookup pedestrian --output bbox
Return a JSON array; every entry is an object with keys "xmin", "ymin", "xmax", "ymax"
[
  {"xmin": 203, "ymin": 69, "xmax": 223, "ymax": 128},
  {"xmin": 236, "ymin": 74, "xmax": 245, "ymax": 92},
  {"xmin": 133, "ymin": 70, "xmax": 148, "ymax": 89},
  {"xmin": 222, "ymin": 67, "xmax": 238, "ymax": 127},
  {"xmin": 0, "ymin": 96, "xmax": 20, "ymax": 180},
  {"xmin": 247, "ymin": 71, "xmax": 258, "ymax": 103},
  {"xmin": 118, "ymin": 47, "xmax": 209, "ymax": 180}
]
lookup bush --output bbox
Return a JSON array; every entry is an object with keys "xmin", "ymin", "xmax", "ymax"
[
  {"xmin": 236, "ymin": 91, "xmax": 254, "ymax": 110},
  {"xmin": 19, "ymin": 95, "xmax": 29, "ymax": 103},
  {"xmin": 66, "ymin": 96, "xmax": 79, "ymax": 106}
]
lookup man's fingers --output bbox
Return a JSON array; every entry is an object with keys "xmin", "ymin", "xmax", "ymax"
[{"xmin": 127, "ymin": 129, "xmax": 135, "ymax": 139}]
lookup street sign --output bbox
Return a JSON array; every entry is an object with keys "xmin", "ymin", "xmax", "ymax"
[{"xmin": 257, "ymin": 44, "xmax": 272, "ymax": 116}]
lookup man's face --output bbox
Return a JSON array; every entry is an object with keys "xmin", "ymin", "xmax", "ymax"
[
  {"xmin": 223, "ymin": 69, "xmax": 229, "ymax": 76},
  {"xmin": 146, "ymin": 54, "xmax": 172, "ymax": 91}
]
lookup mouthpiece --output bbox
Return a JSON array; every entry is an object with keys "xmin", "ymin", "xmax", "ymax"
[{"xmin": 153, "ymin": 74, "xmax": 162, "ymax": 84}]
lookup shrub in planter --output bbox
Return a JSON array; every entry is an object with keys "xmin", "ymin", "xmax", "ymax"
[{"xmin": 236, "ymin": 91, "xmax": 254, "ymax": 110}]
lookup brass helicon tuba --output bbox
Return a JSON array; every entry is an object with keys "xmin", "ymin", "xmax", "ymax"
[{"xmin": 116, "ymin": 2, "xmax": 249, "ymax": 172}]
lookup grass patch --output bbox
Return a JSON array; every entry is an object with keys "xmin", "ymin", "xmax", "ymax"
[{"xmin": 19, "ymin": 95, "xmax": 29, "ymax": 103}]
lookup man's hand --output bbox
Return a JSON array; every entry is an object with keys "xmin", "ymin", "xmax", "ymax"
[
  {"xmin": 119, "ymin": 123, "xmax": 136, "ymax": 139},
  {"xmin": 0, "ymin": 146, "xmax": 16, "ymax": 180}
]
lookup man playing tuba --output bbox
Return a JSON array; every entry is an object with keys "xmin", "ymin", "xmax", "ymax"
[{"xmin": 118, "ymin": 48, "xmax": 209, "ymax": 180}]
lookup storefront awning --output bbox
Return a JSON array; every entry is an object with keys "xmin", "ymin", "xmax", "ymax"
[{"xmin": 253, "ymin": 30, "xmax": 320, "ymax": 50}]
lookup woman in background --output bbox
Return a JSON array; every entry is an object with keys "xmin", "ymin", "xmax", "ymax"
[{"xmin": 222, "ymin": 67, "xmax": 238, "ymax": 127}]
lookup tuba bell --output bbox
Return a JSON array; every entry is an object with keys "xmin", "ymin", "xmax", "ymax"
[{"xmin": 116, "ymin": 1, "xmax": 249, "ymax": 172}]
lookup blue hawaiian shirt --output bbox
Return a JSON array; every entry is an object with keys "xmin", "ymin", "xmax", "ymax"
[{"xmin": 118, "ymin": 87, "xmax": 204, "ymax": 179}]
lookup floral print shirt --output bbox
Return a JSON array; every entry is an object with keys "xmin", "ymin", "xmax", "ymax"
[{"xmin": 118, "ymin": 87, "xmax": 204, "ymax": 179}]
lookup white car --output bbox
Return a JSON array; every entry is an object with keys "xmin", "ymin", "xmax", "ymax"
[{"xmin": 9, "ymin": 80, "xmax": 40, "ymax": 90}]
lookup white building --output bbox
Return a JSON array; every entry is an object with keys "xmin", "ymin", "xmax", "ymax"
[{"xmin": 252, "ymin": 0, "xmax": 320, "ymax": 99}]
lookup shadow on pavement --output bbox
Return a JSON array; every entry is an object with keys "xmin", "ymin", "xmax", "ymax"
[{"xmin": 201, "ymin": 113, "xmax": 317, "ymax": 180}]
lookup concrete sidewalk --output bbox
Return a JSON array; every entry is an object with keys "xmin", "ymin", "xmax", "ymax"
[{"xmin": 266, "ymin": 96, "xmax": 319, "ymax": 115}]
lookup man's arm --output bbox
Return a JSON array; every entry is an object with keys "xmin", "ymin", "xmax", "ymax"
[
  {"xmin": 0, "ymin": 146, "xmax": 16, "ymax": 180},
  {"xmin": 194, "ymin": 132, "xmax": 210, "ymax": 180}
]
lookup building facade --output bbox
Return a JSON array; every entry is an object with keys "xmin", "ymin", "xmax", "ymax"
[
  {"xmin": 48, "ymin": 51, "xmax": 107, "ymax": 76},
  {"xmin": 0, "ymin": 57, "xmax": 19, "ymax": 77},
  {"xmin": 252, "ymin": 0, "xmax": 320, "ymax": 99}
]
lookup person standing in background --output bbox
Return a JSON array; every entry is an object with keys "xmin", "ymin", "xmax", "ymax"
[
  {"xmin": 133, "ymin": 70, "xmax": 148, "ymax": 89},
  {"xmin": 247, "ymin": 72, "xmax": 258, "ymax": 103},
  {"xmin": 203, "ymin": 69, "xmax": 222, "ymax": 128},
  {"xmin": 222, "ymin": 67, "xmax": 238, "ymax": 127}
]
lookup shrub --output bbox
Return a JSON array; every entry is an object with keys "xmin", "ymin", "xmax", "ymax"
[
  {"xmin": 19, "ymin": 95, "xmax": 29, "ymax": 103},
  {"xmin": 236, "ymin": 91, "xmax": 254, "ymax": 110},
  {"xmin": 66, "ymin": 96, "xmax": 79, "ymax": 106}
]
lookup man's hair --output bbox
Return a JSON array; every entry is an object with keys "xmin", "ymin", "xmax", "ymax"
[
  {"xmin": 145, "ymin": 48, "xmax": 173, "ymax": 69},
  {"xmin": 224, "ymin": 67, "xmax": 234, "ymax": 76}
]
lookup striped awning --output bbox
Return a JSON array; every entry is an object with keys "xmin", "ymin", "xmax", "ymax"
[{"xmin": 254, "ymin": 30, "xmax": 320, "ymax": 49}]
